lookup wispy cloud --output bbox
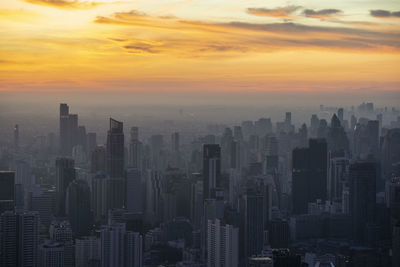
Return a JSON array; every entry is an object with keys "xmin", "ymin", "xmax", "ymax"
[
  {"xmin": 246, "ymin": 6, "xmax": 301, "ymax": 19},
  {"xmin": 303, "ymin": 9, "xmax": 342, "ymax": 19},
  {"xmin": 23, "ymin": 0, "xmax": 102, "ymax": 9},
  {"xmin": 370, "ymin": 10, "xmax": 400, "ymax": 19},
  {"xmin": 94, "ymin": 10, "xmax": 400, "ymax": 55}
]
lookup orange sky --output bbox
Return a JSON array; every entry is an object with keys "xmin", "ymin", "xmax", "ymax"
[{"xmin": 1, "ymin": 0, "xmax": 400, "ymax": 93}]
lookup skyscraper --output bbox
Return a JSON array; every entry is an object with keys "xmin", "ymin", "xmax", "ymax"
[
  {"xmin": 349, "ymin": 160, "xmax": 377, "ymax": 244},
  {"xmin": 39, "ymin": 241, "xmax": 65, "ymax": 267},
  {"xmin": 75, "ymin": 236, "xmax": 100, "ymax": 267},
  {"xmin": 91, "ymin": 145, "xmax": 106, "ymax": 173},
  {"xmin": 92, "ymin": 172, "xmax": 108, "ymax": 223},
  {"xmin": 242, "ymin": 189, "xmax": 264, "ymax": 259},
  {"xmin": 107, "ymin": 118, "xmax": 124, "ymax": 177},
  {"xmin": 129, "ymin": 127, "xmax": 143, "ymax": 170},
  {"xmin": 14, "ymin": 124, "xmax": 19, "ymax": 151},
  {"xmin": 207, "ymin": 219, "xmax": 239, "ymax": 267},
  {"xmin": 0, "ymin": 171, "xmax": 15, "ymax": 213},
  {"xmin": 100, "ymin": 223, "xmax": 143, "ymax": 267},
  {"xmin": 292, "ymin": 139, "xmax": 328, "ymax": 214},
  {"xmin": 59, "ymin": 103, "xmax": 79, "ymax": 156},
  {"xmin": 60, "ymin": 103, "xmax": 70, "ymax": 156},
  {"xmin": 0, "ymin": 210, "xmax": 40, "ymax": 267},
  {"xmin": 203, "ymin": 144, "xmax": 221, "ymax": 200},
  {"xmin": 106, "ymin": 118, "xmax": 125, "ymax": 210},
  {"xmin": 125, "ymin": 168, "xmax": 143, "ymax": 213},
  {"xmin": 55, "ymin": 158, "xmax": 75, "ymax": 217},
  {"xmin": 66, "ymin": 179, "xmax": 92, "ymax": 236}
]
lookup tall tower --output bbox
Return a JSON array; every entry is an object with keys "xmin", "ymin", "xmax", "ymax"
[
  {"xmin": 243, "ymin": 189, "xmax": 264, "ymax": 259},
  {"xmin": 0, "ymin": 171, "xmax": 15, "ymax": 213},
  {"xmin": 55, "ymin": 158, "xmax": 75, "ymax": 217},
  {"xmin": 0, "ymin": 210, "xmax": 40, "ymax": 267},
  {"xmin": 107, "ymin": 118, "xmax": 124, "ymax": 178},
  {"xmin": 66, "ymin": 179, "xmax": 91, "ymax": 236},
  {"xmin": 292, "ymin": 139, "xmax": 327, "ymax": 214},
  {"xmin": 14, "ymin": 124, "xmax": 19, "ymax": 151},
  {"xmin": 203, "ymin": 144, "xmax": 221, "ymax": 200},
  {"xmin": 207, "ymin": 219, "xmax": 239, "ymax": 267},
  {"xmin": 106, "ymin": 118, "xmax": 125, "ymax": 210},
  {"xmin": 60, "ymin": 103, "xmax": 70, "ymax": 156},
  {"xmin": 349, "ymin": 160, "xmax": 376, "ymax": 244},
  {"xmin": 129, "ymin": 127, "xmax": 143, "ymax": 170},
  {"xmin": 125, "ymin": 168, "xmax": 143, "ymax": 213}
]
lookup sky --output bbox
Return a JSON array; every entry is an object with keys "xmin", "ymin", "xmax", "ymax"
[{"xmin": 0, "ymin": 0, "xmax": 400, "ymax": 96}]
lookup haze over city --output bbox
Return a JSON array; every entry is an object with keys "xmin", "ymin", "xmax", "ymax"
[{"xmin": 1, "ymin": 0, "xmax": 400, "ymax": 267}]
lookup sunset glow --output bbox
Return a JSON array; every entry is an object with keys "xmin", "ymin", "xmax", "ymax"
[{"xmin": 1, "ymin": 0, "xmax": 399, "ymax": 92}]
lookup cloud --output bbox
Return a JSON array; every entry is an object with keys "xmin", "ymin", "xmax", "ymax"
[
  {"xmin": 24, "ymin": 0, "xmax": 102, "ymax": 9},
  {"xmin": 247, "ymin": 6, "xmax": 301, "ymax": 18},
  {"xmin": 303, "ymin": 9, "xmax": 342, "ymax": 19},
  {"xmin": 370, "ymin": 10, "xmax": 400, "ymax": 18},
  {"xmin": 123, "ymin": 43, "xmax": 159, "ymax": 54},
  {"xmin": 94, "ymin": 10, "xmax": 400, "ymax": 55}
]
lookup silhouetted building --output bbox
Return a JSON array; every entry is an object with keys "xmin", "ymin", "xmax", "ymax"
[
  {"xmin": 350, "ymin": 160, "xmax": 377, "ymax": 244},
  {"xmin": 0, "ymin": 210, "xmax": 40, "ymax": 267},
  {"xmin": 14, "ymin": 124, "xmax": 19, "ymax": 151},
  {"xmin": 382, "ymin": 128, "xmax": 400, "ymax": 179},
  {"xmin": 207, "ymin": 219, "xmax": 238, "ymax": 267},
  {"xmin": 242, "ymin": 188, "xmax": 264, "ymax": 259},
  {"xmin": 203, "ymin": 144, "xmax": 221, "ymax": 200},
  {"xmin": 91, "ymin": 146, "xmax": 106, "ymax": 173},
  {"xmin": 106, "ymin": 118, "xmax": 125, "ymax": 210},
  {"xmin": 292, "ymin": 139, "xmax": 327, "ymax": 214},
  {"xmin": 0, "ymin": 171, "xmax": 15, "ymax": 213},
  {"xmin": 126, "ymin": 168, "xmax": 143, "ymax": 213},
  {"xmin": 55, "ymin": 158, "xmax": 75, "ymax": 217},
  {"xmin": 66, "ymin": 179, "xmax": 91, "ymax": 236}
]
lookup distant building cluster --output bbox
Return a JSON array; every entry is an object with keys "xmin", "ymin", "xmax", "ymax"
[{"xmin": 0, "ymin": 102, "xmax": 400, "ymax": 266}]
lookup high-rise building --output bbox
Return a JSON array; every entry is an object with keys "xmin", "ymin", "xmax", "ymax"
[
  {"xmin": 349, "ymin": 160, "xmax": 377, "ymax": 244},
  {"xmin": 207, "ymin": 219, "xmax": 239, "ymax": 267},
  {"xmin": 92, "ymin": 172, "xmax": 108, "ymax": 223},
  {"xmin": 125, "ymin": 231, "xmax": 143, "ymax": 267},
  {"xmin": 172, "ymin": 132, "xmax": 180, "ymax": 152},
  {"xmin": 242, "ymin": 189, "xmax": 265, "ymax": 259},
  {"xmin": 39, "ymin": 240, "xmax": 65, "ymax": 267},
  {"xmin": 0, "ymin": 171, "xmax": 15, "ymax": 213},
  {"xmin": 327, "ymin": 153, "xmax": 349, "ymax": 202},
  {"xmin": 60, "ymin": 103, "xmax": 70, "ymax": 156},
  {"xmin": 77, "ymin": 126, "xmax": 87, "ymax": 153},
  {"xmin": 393, "ymin": 222, "xmax": 400, "ymax": 267},
  {"xmin": 292, "ymin": 139, "xmax": 327, "ymax": 214},
  {"xmin": 14, "ymin": 124, "xmax": 19, "ymax": 151},
  {"xmin": 129, "ymin": 127, "xmax": 143, "ymax": 170},
  {"xmin": 27, "ymin": 185, "xmax": 56, "ymax": 230},
  {"xmin": 86, "ymin": 132, "xmax": 97, "ymax": 155},
  {"xmin": 91, "ymin": 146, "xmax": 106, "ymax": 173},
  {"xmin": 66, "ymin": 179, "xmax": 92, "ymax": 236},
  {"xmin": 125, "ymin": 168, "xmax": 143, "ymax": 213},
  {"xmin": 230, "ymin": 140, "xmax": 241, "ymax": 170},
  {"xmin": 55, "ymin": 158, "xmax": 75, "ymax": 217},
  {"xmin": 203, "ymin": 144, "xmax": 221, "ymax": 200},
  {"xmin": 100, "ymin": 223, "xmax": 143, "ymax": 267},
  {"xmin": 106, "ymin": 118, "xmax": 125, "ymax": 210},
  {"xmin": 107, "ymin": 118, "xmax": 124, "ymax": 178},
  {"xmin": 75, "ymin": 236, "xmax": 100, "ymax": 267},
  {"xmin": 59, "ymin": 103, "xmax": 79, "ymax": 156},
  {"xmin": 338, "ymin": 108, "xmax": 344, "ymax": 122},
  {"xmin": 49, "ymin": 220, "xmax": 74, "ymax": 267},
  {"xmin": 0, "ymin": 210, "xmax": 40, "ymax": 267},
  {"xmin": 382, "ymin": 129, "xmax": 400, "ymax": 179}
]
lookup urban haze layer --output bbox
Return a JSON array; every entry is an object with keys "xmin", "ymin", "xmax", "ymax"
[{"xmin": 0, "ymin": 101, "xmax": 399, "ymax": 267}]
